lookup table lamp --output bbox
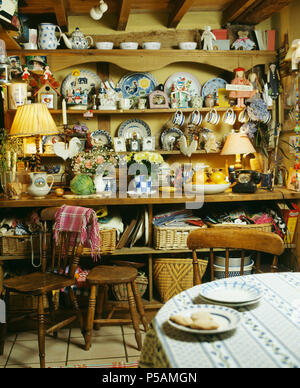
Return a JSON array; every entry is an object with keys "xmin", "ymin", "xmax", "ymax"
[
  {"xmin": 9, "ymin": 103, "xmax": 60, "ymax": 171},
  {"xmin": 221, "ymin": 129, "xmax": 256, "ymax": 170}
]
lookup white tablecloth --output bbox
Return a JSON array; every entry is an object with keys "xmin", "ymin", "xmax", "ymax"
[{"xmin": 140, "ymin": 273, "xmax": 300, "ymax": 368}]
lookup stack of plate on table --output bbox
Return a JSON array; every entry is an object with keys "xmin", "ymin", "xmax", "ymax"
[{"xmin": 198, "ymin": 280, "xmax": 263, "ymax": 307}]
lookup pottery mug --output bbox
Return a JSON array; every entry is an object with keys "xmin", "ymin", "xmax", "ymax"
[
  {"xmin": 191, "ymin": 95, "xmax": 203, "ymax": 108},
  {"xmin": 118, "ymin": 98, "xmax": 132, "ymax": 110},
  {"xmin": 223, "ymin": 108, "xmax": 236, "ymax": 125},
  {"xmin": 189, "ymin": 110, "xmax": 202, "ymax": 126},
  {"xmin": 205, "ymin": 109, "xmax": 220, "ymax": 125},
  {"xmin": 238, "ymin": 109, "xmax": 249, "ymax": 124},
  {"xmin": 138, "ymin": 98, "xmax": 147, "ymax": 110},
  {"xmin": 172, "ymin": 110, "xmax": 185, "ymax": 127}
]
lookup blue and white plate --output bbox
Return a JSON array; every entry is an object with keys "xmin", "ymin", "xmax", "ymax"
[
  {"xmin": 90, "ymin": 130, "xmax": 112, "ymax": 147},
  {"xmin": 168, "ymin": 304, "xmax": 240, "ymax": 335},
  {"xmin": 201, "ymin": 78, "xmax": 228, "ymax": 99},
  {"xmin": 119, "ymin": 72, "xmax": 158, "ymax": 98},
  {"xmin": 161, "ymin": 128, "xmax": 184, "ymax": 150},
  {"xmin": 199, "ymin": 280, "xmax": 262, "ymax": 304},
  {"xmin": 118, "ymin": 119, "xmax": 151, "ymax": 139}
]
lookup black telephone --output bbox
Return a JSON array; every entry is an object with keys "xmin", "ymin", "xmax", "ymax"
[{"xmin": 230, "ymin": 170, "xmax": 261, "ymax": 193}]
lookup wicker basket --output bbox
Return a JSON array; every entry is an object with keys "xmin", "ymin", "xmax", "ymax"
[
  {"xmin": 112, "ymin": 275, "xmax": 148, "ymax": 301},
  {"xmin": 153, "ymin": 257, "xmax": 208, "ymax": 302},
  {"xmin": 153, "ymin": 225, "xmax": 206, "ymax": 250},
  {"xmin": 82, "ymin": 229, "xmax": 116, "ymax": 255},
  {"xmin": 207, "ymin": 222, "xmax": 273, "ymax": 233},
  {"xmin": 0, "ymin": 233, "xmax": 50, "ymax": 256}
]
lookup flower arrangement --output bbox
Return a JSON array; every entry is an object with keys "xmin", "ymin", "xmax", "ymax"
[
  {"xmin": 127, "ymin": 152, "xmax": 164, "ymax": 176},
  {"xmin": 71, "ymin": 146, "xmax": 119, "ymax": 175}
]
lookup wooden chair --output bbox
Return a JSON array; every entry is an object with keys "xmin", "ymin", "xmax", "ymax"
[
  {"xmin": 85, "ymin": 265, "xmax": 148, "ymax": 352},
  {"xmin": 0, "ymin": 207, "xmax": 85, "ymax": 368},
  {"xmin": 187, "ymin": 228, "xmax": 285, "ymax": 284}
]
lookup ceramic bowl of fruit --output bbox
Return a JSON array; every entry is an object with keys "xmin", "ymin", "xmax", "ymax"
[{"xmin": 189, "ymin": 171, "xmax": 231, "ymax": 194}]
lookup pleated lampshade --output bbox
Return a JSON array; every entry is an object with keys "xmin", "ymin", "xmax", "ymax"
[
  {"xmin": 221, "ymin": 130, "xmax": 256, "ymax": 156},
  {"xmin": 10, "ymin": 103, "xmax": 59, "ymax": 137}
]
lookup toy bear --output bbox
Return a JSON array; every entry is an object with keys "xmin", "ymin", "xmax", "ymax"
[{"xmin": 232, "ymin": 30, "xmax": 256, "ymax": 51}]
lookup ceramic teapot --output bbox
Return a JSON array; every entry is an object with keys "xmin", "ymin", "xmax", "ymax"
[
  {"xmin": 62, "ymin": 27, "xmax": 94, "ymax": 49},
  {"xmin": 28, "ymin": 172, "xmax": 54, "ymax": 198}
]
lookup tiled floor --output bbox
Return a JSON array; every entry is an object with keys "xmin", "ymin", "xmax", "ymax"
[{"xmin": 0, "ymin": 324, "xmax": 145, "ymax": 368}]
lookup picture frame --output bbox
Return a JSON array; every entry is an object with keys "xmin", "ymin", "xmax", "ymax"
[
  {"xmin": 26, "ymin": 55, "xmax": 47, "ymax": 73},
  {"xmin": 143, "ymin": 136, "xmax": 155, "ymax": 151},
  {"xmin": 149, "ymin": 90, "xmax": 169, "ymax": 109},
  {"xmin": 8, "ymin": 55, "xmax": 22, "ymax": 79},
  {"xmin": 40, "ymin": 93, "xmax": 55, "ymax": 109},
  {"xmin": 113, "ymin": 137, "xmax": 126, "ymax": 152}
]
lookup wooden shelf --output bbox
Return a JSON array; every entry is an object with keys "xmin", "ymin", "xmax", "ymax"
[{"xmin": 7, "ymin": 49, "xmax": 277, "ymax": 73}]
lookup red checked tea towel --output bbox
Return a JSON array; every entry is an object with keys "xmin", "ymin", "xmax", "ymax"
[{"xmin": 54, "ymin": 205, "xmax": 101, "ymax": 261}]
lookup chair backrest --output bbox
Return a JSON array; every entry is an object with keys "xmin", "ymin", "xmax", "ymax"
[
  {"xmin": 40, "ymin": 207, "xmax": 84, "ymax": 278},
  {"xmin": 187, "ymin": 228, "xmax": 285, "ymax": 283}
]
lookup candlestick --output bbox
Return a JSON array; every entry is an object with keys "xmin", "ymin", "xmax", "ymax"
[{"xmin": 62, "ymin": 98, "xmax": 67, "ymax": 126}]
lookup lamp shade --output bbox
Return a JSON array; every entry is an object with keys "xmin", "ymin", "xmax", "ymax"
[
  {"xmin": 10, "ymin": 103, "xmax": 59, "ymax": 137},
  {"xmin": 221, "ymin": 131, "xmax": 256, "ymax": 156}
]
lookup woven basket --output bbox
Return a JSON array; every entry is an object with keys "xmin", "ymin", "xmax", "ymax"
[
  {"xmin": 112, "ymin": 275, "xmax": 148, "ymax": 301},
  {"xmin": 153, "ymin": 257, "xmax": 208, "ymax": 302},
  {"xmin": 153, "ymin": 225, "xmax": 206, "ymax": 250},
  {"xmin": 207, "ymin": 222, "xmax": 273, "ymax": 233},
  {"xmin": 0, "ymin": 233, "xmax": 50, "ymax": 256},
  {"xmin": 82, "ymin": 229, "xmax": 116, "ymax": 255}
]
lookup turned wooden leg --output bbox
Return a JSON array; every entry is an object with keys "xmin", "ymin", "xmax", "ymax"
[
  {"xmin": 131, "ymin": 280, "xmax": 148, "ymax": 332},
  {"xmin": 37, "ymin": 294, "xmax": 46, "ymax": 368},
  {"xmin": 126, "ymin": 282, "xmax": 142, "ymax": 351},
  {"xmin": 0, "ymin": 290, "xmax": 9, "ymax": 356},
  {"xmin": 271, "ymin": 255, "xmax": 279, "ymax": 273},
  {"xmin": 68, "ymin": 287, "xmax": 85, "ymax": 339},
  {"xmin": 85, "ymin": 284, "xmax": 97, "ymax": 351},
  {"xmin": 94, "ymin": 285, "xmax": 106, "ymax": 330}
]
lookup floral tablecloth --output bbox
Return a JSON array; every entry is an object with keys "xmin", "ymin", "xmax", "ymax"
[{"xmin": 139, "ymin": 273, "xmax": 300, "ymax": 368}]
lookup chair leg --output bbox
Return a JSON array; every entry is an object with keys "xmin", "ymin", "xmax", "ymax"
[
  {"xmin": 0, "ymin": 290, "xmax": 9, "ymax": 356},
  {"xmin": 85, "ymin": 284, "xmax": 97, "ymax": 351},
  {"xmin": 94, "ymin": 285, "xmax": 106, "ymax": 330},
  {"xmin": 68, "ymin": 287, "xmax": 85, "ymax": 337},
  {"xmin": 271, "ymin": 256, "xmax": 279, "ymax": 272},
  {"xmin": 46, "ymin": 291, "xmax": 57, "ymax": 338},
  {"xmin": 131, "ymin": 280, "xmax": 148, "ymax": 332},
  {"xmin": 37, "ymin": 294, "xmax": 46, "ymax": 368},
  {"xmin": 126, "ymin": 282, "xmax": 142, "ymax": 351}
]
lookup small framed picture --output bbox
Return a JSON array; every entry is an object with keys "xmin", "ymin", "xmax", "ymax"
[
  {"xmin": 143, "ymin": 136, "xmax": 155, "ymax": 151},
  {"xmin": 287, "ymin": 168, "xmax": 300, "ymax": 192},
  {"xmin": 149, "ymin": 90, "xmax": 169, "ymax": 109},
  {"xmin": 40, "ymin": 93, "xmax": 54, "ymax": 109},
  {"xmin": 114, "ymin": 137, "xmax": 126, "ymax": 152},
  {"xmin": 26, "ymin": 55, "xmax": 47, "ymax": 73}
]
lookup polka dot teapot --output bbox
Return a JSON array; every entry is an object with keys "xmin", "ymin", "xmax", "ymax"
[{"xmin": 62, "ymin": 27, "xmax": 94, "ymax": 50}]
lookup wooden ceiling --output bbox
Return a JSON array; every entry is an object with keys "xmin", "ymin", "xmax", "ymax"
[{"xmin": 17, "ymin": 0, "xmax": 293, "ymax": 31}]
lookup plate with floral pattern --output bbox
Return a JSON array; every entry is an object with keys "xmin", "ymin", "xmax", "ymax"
[
  {"xmin": 201, "ymin": 78, "xmax": 228, "ymax": 99},
  {"xmin": 61, "ymin": 69, "xmax": 102, "ymax": 98},
  {"xmin": 118, "ymin": 119, "xmax": 151, "ymax": 139},
  {"xmin": 164, "ymin": 72, "xmax": 201, "ymax": 100},
  {"xmin": 119, "ymin": 72, "xmax": 158, "ymax": 98},
  {"xmin": 89, "ymin": 130, "xmax": 112, "ymax": 147}
]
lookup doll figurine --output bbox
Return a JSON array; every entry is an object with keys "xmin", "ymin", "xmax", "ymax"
[
  {"xmin": 229, "ymin": 67, "xmax": 256, "ymax": 108},
  {"xmin": 247, "ymin": 72, "xmax": 263, "ymax": 100},
  {"xmin": 43, "ymin": 65, "xmax": 52, "ymax": 80},
  {"xmin": 267, "ymin": 63, "xmax": 281, "ymax": 99},
  {"xmin": 232, "ymin": 31, "xmax": 255, "ymax": 51},
  {"xmin": 21, "ymin": 66, "xmax": 30, "ymax": 82},
  {"xmin": 201, "ymin": 26, "xmax": 216, "ymax": 51}
]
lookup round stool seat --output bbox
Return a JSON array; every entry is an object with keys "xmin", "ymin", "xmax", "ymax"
[{"xmin": 87, "ymin": 265, "xmax": 138, "ymax": 285}]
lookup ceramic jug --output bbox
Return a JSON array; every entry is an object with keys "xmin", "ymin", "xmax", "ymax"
[
  {"xmin": 28, "ymin": 172, "xmax": 54, "ymax": 198},
  {"xmin": 38, "ymin": 23, "xmax": 62, "ymax": 50}
]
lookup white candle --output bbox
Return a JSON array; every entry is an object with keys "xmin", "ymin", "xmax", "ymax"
[
  {"xmin": 12, "ymin": 152, "xmax": 17, "ymax": 182},
  {"xmin": 62, "ymin": 98, "xmax": 67, "ymax": 125},
  {"xmin": 6, "ymin": 151, "xmax": 11, "ymax": 170}
]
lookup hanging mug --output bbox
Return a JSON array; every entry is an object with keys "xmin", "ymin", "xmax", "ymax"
[
  {"xmin": 38, "ymin": 23, "xmax": 62, "ymax": 50},
  {"xmin": 205, "ymin": 109, "xmax": 220, "ymax": 125},
  {"xmin": 188, "ymin": 110, "xmax": 202, "ymax": 126},
  {"xmin": 223, "ymin": 108, "xmax": 236, "ymax": 125},
  {"xmin": 238, "ymin": 109, "xmax": 249, "ymax": 124},
  {"xmin": 172, "ymin": 110, "xmax": 185, "ymax": 127}
]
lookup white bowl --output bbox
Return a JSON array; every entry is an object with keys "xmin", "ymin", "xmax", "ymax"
[
  {"xmin": 186, "ymin": 183, "xmax": 231, "ymax": 195},
  {"xmin": 213, "ymin": 260, "xmax": 254, "ymax": 279},
  {"xmin": 120, "ymin": 42, "xmax": 139, "ymax": 50},
  {"xmin": 179, "ymin": 42, "xmax": 197, "ymax": 50},
  {"xmin": 96, "ymin": 42, "xmax": 114, "ymax": 50},
  {"xmin": 215, "ymin": 252, "xmax": 252, "ymax": 267},
  {"xmin": 142, "ymin": 42, "xmax": 161, "ymax": 50}
]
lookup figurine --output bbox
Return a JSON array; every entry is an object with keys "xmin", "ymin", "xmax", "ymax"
[
  {"xmin": 247, "ymin": 72, "xmax": 263, "ymax": 100},
  {"xmin": 267, "ymin": 63, "xmax": 281, "ymax": 99},
  {"xmin": 43, "ymin": 65, "xmax": 52, "ymax": 80},
  {"xmin": 21, "ymin": 66, "xmax": 30, "ymax": 82},
  {"xmin": 201, "ymin": 26, "xmax": 216, "ymax": 51},
  {"xmin": 229, "ymin": 67, "xmax": 256, "ymax": 108},
  {"xmin": 232, "ymin": 31, "xmax": 255, "ymax": 51}
]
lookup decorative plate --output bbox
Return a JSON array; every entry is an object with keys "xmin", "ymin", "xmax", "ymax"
[
  {"xmin": 161, "ymin": 128, "xmax": 185, "ymax": 150},
  {"xmin": 168, "ymin": 304, "xmax": 241, "ymax": 335},
  {"xmin": 199, "ymin": 280, "xmax": 263, "ymax": 304},
  {"xmin": 201, "ymin": 78, "xmax": 228, "ymax": 99},
  {"xmin": 118, "ymin": 119, "xmax": 151, "ymax": 139},
  {"xmin": 164, "ymin": 72, "xmax": 201, "ymax": 100},
  {"xmin": 119, "ymin": 72, "xmax": 158, "ymax": 98},
  {"xmin": 61, "ymin": 69, "xmax": 102, "ymax": 98},
  {"xmin": 89, "ymin": 130, "xmax": 112, "ymax": 147}
]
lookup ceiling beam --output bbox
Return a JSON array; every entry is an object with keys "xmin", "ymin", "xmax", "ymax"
[
  {"xmin": 222, "ymin": 0, "xmax": 259, "ymax": 24},
  {"xmin": 237, "ymin": 0, "xmax": 293, "ymax": 24},
  {"xmin": 53, "ymin": 0, "xmax": 68, "ymax": 31},
  {"xmin": 117, "ymin": 0, "xmax": 132, "ymax": 31},
  {"xmin": 168, "ymin": 0, "xmax": 196, "ymax": 29}
]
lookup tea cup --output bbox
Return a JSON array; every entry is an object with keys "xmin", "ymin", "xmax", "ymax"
[
  {"xmin": 118, "ymin": 98, "xmax": 132, "ymax": 110},
  {"xmin": 142, "ymin": 42, "xmax": 161, "ymax": 50},
  {"xmin": 238, "ymin": 109, "xmax": 249, "ymax": 124},
  {"xmin": 188, "ymin": 110, "xmax": 202, "ymax": 126},
  {"xmin": 172, "ymin": 110, "xmax": 185, "ymax": 127},
  {"xmin": 205, "ymin": 109, "xmax": 220, "ymax": 125},
  {"xmin": 222, "ymin": 108, "xmax": 236, "ymax": 125}
]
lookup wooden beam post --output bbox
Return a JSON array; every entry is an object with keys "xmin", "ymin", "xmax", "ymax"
[
  {"xmin": 222, "ymin": 0, "xmax": 259, "ymax": 24},
  {"xmin": 168, "ymin": 0, "xmax": 195, "ymax": 29},
  {"xmin": 117, "ymin": 0, "xmax": 132, "ymax": 31},
  {"xmin": 53, "ymin": 0, "xmax": 68, "ymax": 31}
]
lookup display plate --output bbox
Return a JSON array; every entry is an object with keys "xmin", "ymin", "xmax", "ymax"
[
  {"xmin": 164, "ymin": 72, "xmax": 201, "ymax": 100},
  {"xmin": 201, "ymin": 78, "xmax": 228, "ymax": 99},
  {"xmin": 89, "ymin": 130, "xmax": 112, "ymax": 147},
  {"xmin": 61, "ymin": 69, "xmax": 101, "ymax": 98},
  {"xmin": 119, "ymin": 72, "xmax": 158, "ymax": 98},
  {"xmin": 118, "ymin": 119, "xmax": 151, "ymax": 139}
]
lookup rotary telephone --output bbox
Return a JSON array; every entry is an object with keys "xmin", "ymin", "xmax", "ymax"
[{"xmin": 230, "ymin": 170, "xmax": 261, "ymax": 193}]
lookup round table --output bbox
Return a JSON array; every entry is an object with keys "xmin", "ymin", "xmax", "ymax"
[{"xmin": 139, "ymin": 273, "xmax": 300, "ymax": 368}]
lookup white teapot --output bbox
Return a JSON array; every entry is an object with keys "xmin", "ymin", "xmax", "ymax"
[{"xmin": 62, "ymin": 27, "xmax": 94, "ymax": 49}]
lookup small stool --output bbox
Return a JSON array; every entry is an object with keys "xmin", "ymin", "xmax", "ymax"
[{"xmin": 84, "ymin": 265, "xmax": 148, "ymax": 351}]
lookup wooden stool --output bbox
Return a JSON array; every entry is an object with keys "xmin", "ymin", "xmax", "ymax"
[{"xmin": 84, "ymin": 265, "xmax": 148, "ymax": 351}]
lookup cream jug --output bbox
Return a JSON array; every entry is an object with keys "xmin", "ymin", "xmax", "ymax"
[
  {"xmin": 38, "ymin": 23, "xmax": 62, "ymax": 50},
  {"xmin": 28, "ymin": 172, "xmax": 54, "ymax": 198}
]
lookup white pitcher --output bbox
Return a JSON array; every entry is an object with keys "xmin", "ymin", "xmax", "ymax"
[
  {"xmin": 38, "ymin": 23, "xmax": 62, "ymax": 50},
  {"xmin": 28, "ymin": 172, "xmax": 54, "ymax": 198}
]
